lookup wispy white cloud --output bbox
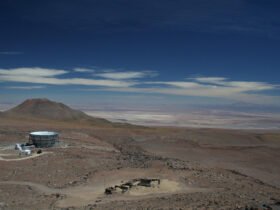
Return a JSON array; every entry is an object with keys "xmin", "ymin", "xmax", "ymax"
[
  {"xmin": 0, "ymin": 67, "xmax": 137, "ymax": 87},
  {"xmin": 148, "ymin": 81, "xmax": 203, "ymax": 88},
  {"xmin": 144, "ymin": 77, "xmax": 278, "ymax": 101},
  {"xmin": 0, "ymin": 67, "xmax": 66, "ymax": 77},
  {"xmin": 193, "ymin": 77, "xmax": 227, "ymax": 83},
  {"xmin": 0, "ymin": 74, "xmax": 137, "ymax": 87},
  {"xmin": 95, "ymin": 71, "xmax": 157, "ymax": 80},
  {"xmin": 96, "ymin": 76, "xmax": 280, "ymax": 105},
  {"xmin": 191, "ymin": 76, "xmax": 276, "ymax": 91},
  {"xmin": 0, "ymin": 67, "xmax": 279, "ymax": 105},
  {"xmin": 73, "ymin": 67, "xmax": 94, "ymax": 72},
  {"xmin": 5, "ymin": 85, "xmax": 46, "ymax": 90},
  {"xmin": 98, "ymin": 86, "xmax": 280, "ymax": 105}
]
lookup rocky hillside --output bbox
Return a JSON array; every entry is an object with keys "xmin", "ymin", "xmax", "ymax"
[{"xmin": 2, "ymin": 98, "xmax": 111, "ymax": 125}]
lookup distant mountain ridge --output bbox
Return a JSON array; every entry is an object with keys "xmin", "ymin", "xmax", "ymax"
[{"xmin": 2, "ymin": 98, "xmax": 112, "ymax": 125}]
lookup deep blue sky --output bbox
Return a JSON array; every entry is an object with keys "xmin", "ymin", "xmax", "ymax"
[{"xmin": 1, "ymin": 0, "xmax": 280, "ymax": 110}]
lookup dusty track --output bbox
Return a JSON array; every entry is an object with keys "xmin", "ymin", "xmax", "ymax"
[
  {"xmin": 0, "ymin": 168, "xmax": 212, "ymax": 208},
  {"xmin": 0, "ymin": 152, "xmax": 52, "ymax": 161},
  {"xmin": 0, "ymin": 117, "xmax": 280, "ymax": 209}
]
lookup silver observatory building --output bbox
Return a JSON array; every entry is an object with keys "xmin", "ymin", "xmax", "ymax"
[{"xmin": 29, "ymin": 131, "xmax": 59, "ymax": 148}]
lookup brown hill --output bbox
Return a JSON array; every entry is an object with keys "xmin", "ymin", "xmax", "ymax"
[{"xmin": 3, "ymin": 98, "xmax": 111, "ymax": 125}]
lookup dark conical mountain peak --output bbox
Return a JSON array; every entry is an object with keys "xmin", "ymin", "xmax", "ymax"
[{"xmin": 4, "ymin": 98, "xmax": 110, "ymax": 124}]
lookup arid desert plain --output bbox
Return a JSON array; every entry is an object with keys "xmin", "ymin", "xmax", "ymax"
[{"xmin": 0, "ymin": 99, "xmax": 280, "ymax": 210}]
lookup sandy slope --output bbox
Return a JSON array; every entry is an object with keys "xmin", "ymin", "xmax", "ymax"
[{"xmin": 0, "ymin": 114, "xmax": 279, "ymax": 209}]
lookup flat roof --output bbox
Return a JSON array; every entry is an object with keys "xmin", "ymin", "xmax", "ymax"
[{"xmin": 30, "ymin": 131, "xmax": 58, "ymax": 136}]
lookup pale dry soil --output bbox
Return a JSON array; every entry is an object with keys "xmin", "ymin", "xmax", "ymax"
[
  {"xmin": 0, "ymin": 149, "xmax": 52, "ymax": 161},
  {"xmin": 0, "ymin": 119, "xmax": 279, "ymax": 209}
]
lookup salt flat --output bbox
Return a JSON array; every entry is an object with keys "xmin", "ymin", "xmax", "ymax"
[{"xmin": 85, "ymin": 110, "xmax": 280, "ymax": 129}]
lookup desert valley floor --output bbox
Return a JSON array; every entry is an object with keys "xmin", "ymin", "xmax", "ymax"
[{"xmin": 0, "ymin": 100, "xmax": 280, "ymax": 210}]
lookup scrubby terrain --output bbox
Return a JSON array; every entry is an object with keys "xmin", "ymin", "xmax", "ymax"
[{"xmin": 0, "ymin": 99, "xmax": 280, "ymax": 210}]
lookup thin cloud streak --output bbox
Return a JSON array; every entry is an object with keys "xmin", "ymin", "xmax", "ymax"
[
  {"xmin": 0, "ymin": 75, "xmax": 137, "ymax": 87},
  {"xmin": 99, "ymin": 87, "xmax": 280, "ymax": 105},
  {"xmin": 192, "ymin": 77, "xmax": 276, "ymax": 91},
  {"xmin": 192, "ymin": 77, "xmax": 227, "ymax": 83},
  {"xmin": 0, "ymin": 67, "xmax": 137, "ymax": 87},
  {"xmin": 5, "ymin": 85, "xmax": 46, "ymax": 90},
  {"xmin": 94, "ymin": 71, "xmax": 158, "ymax": 80},
  {"xmin": 0, "ymin": 67, "xmax": 66, "ymax": 77},
  {"xmin": 95, "ymin": 76, "xmax": 280, "ymax": 105},
  {"xmin": 73, "ymin": 67, "xmax": 94, "ymax": 72},
  {"xmin": 0, "ymin": 67, "xmax": 279, "ymax": 105}
]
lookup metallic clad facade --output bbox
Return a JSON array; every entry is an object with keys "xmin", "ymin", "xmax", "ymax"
[{"xmin": 29, "ymin": 131, "xmax": 59, "ymax": 148}]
